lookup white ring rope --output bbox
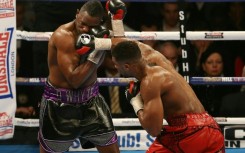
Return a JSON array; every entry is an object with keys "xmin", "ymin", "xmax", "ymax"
[
  {"xmin": 17, "ymin": 30, "xmax": 245, "ymax": 41},
  {"xmin": 15, "ymin": 117, "xmax": 245, "ymax": 127},
  {"xmin": 16, "ymin": 77, "xmax": 245, "ymax": 85}
]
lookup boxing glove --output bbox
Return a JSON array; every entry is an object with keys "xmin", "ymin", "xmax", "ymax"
[
  {"xmin": 90, "ymin": 25, "xmax": 110, "ymax": 38},
  {"xmin": 125, "ymin": 81, "xmax": 140, "ymax": 101},
  {"xmin": 76, "ymin": 34, "xmax": 95, "ymax": 55},
  {"xmin": 106, "ymin": 0, "xmax": 127, "ymax": 20},
  {"xmin": 76, "ymin": 34, "xmax": 112, "ymax": 64},
  {"xmin": 76, "ymin": 34, "xmax": 112, "ymax": 55},
  {"xmin": 106, "ymin": 0, "xmax": 126, "ymax": 37},
  {"xmin": 79, "ymin": 26, "xmax": 110, "ymax": 63},
  {"xmin": 125, "ymin": 81, "xmax": 143, "ymax": 115}
]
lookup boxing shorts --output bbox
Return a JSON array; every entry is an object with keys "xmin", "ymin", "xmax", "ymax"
[
  {"xmin": 147, "ymin": 112, "xmax": 225, "ymax": 153},
  {"xmin": 38, "ymin": 81, "xmax": 118, "ymax": 152}
]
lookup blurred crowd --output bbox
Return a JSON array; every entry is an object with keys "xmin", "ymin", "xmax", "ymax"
[{"xmin": 15, "ymin": 1, "xmax": 245, "ymax": 121}]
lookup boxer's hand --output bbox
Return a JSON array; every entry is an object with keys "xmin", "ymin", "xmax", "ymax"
[
  {"xmin": 130, "ymin": 93, "xmax": 144, "ymax": 116},
  {"xmin": 85, "ymin": 26, "xmax": 110, "ymax": 64},
  {"xmin": 76, "ymin": 34, "xmax": 104, "ymax": 64},
  {"xmin": 76, "ymin": 34, "xmax": 112, "ymax": 55},
  {"xmin": 106, "ymin": 0, "xmax": 126, "ymax": 37},
  {"xmin": 106, "ymin": 0, "xmax": 127, "ymax": 20},
  {"xmin": 76, "ymin": 34, "xmax": 95, "ymax": 55},
  {"xmin": 125, "ymin": 81, "xmax": 142, "ymax": 115},
  {"xmin": 90, "ymin": 25, "xmax": 110, "ymax": 38},
  {"xmin": 87, "ymin": 49, "xmax": 106, "ymax": 65},
  {"xmin": 125, "ymin": 81, "xmax": 140, "ymax": 102}
]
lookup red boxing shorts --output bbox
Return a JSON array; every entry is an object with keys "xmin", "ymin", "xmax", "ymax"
[{"xmin": 147, "ymin": 112, "xmax": 225, "ymax": 153}]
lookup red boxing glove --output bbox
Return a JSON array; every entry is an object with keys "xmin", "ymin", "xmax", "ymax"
[{"xmin": 106, "ymin": 0, "xmax": 127, "ymax": 20}]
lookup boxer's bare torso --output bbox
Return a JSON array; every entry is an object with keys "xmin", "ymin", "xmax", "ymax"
[
  {"xmin": 111, "ymin": 38, "xmax": 205, "ymax": 119},
  {"xmin": 137, "ymin": 41, "xmax": 205, "ymax": 118},
  {"xmin": 48, "ymin": 20, "xmax": 98, "ymax": 89}
]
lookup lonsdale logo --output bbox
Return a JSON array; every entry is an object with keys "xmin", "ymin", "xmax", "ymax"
[
  {"xmin": 0, "ymin": 0, "xmax": 14, "ymax": 18},
  {"xmin": 0, "ymin": 28, "xmax": 13, "ymax": 99}
]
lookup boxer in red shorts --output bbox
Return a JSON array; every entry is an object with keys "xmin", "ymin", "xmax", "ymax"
[{"xmin": 109, "ymin": 40, "xmax": 225, "ymax": 153}]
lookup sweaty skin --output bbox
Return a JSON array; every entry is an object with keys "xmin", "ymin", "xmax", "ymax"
[
  {"xmin": 111, "ymin": 38, "xmax": 205, "ymax": 137},
  {"xmin": 48, "ymin": 11, "xmax": 102, "ymax": 89}
]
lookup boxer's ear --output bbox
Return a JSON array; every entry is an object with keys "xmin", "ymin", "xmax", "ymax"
[
  {"xmin": 76, "ymin": 9, "xmax": 79, "ymax": 17},
  {"xmin": 124, "ymin": 63, "xmax": 130, "ymax": 70}
]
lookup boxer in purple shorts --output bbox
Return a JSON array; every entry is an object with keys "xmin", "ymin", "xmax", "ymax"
[
  {"xmin": 39, "ymin": 81, "xmax": 117, "ymax": 152},
  {"xmin": 38, "ymin": 0, "xmax": 120, "ymax": 153}
]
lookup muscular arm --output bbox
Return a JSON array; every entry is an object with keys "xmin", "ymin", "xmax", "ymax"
[
  {"xmin": 54, "ymin": 31, "xmax": 97, "ymax": 89},
  {"xmin": 137, "ymin": 75, "xmax": 165, "ymax": 137}
]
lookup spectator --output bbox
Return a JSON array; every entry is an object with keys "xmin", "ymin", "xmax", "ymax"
[
  {"xmin": 220, "ymin": 66, "xmax": 245, "ymax": 117},
  {"xmin": 234, "ymin": 48, "xmax": 245, "ymax": 77},
  {"xmin": 160, "ymin": 2, "xmax": 179, "ymax": 31},
  {"xmin": 16, "ymin": 2, "xmax": 34, "ymax": 77},
  {"xmin": 188, "ymin": 20, "xmax": 213, "ymax": 74},
  {"xmin": 16, "ymin": 2, "xmax": 37, "ymax": 119},
  {"xmin": 187, "ymin": 2, "xmax": 229, "ymax": 31},
  {"xmin": 97, "ymin": 52, "xmax": 135, "ymax": 118},
  {"xmin": 192, "ymin": 45, "xmax": 240, "ymax": 116},
  {"xmin": 123, "ymin": 2, "xmax": 161, "ymax": 31},
  {"xmin": 16, "ymin": 52, "xmax": 36, "ymax": 119},
  {"xmin": 139, "ymin": 15, "xmax": 160, "ymax": 48},
  {"xmin": 227, "ymin": 2, "xmax": 245, "ymax": 31},
  {"xmin": 155, "ymin": 41, "xmax": 184, "ymax": 76}
]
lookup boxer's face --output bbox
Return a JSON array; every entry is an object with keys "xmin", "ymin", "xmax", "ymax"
[
  {"xmin": 112, "ymin": 57, "xmax": 131, "ymax": 77},
  {"xmin": 75, "ymin": 11, "xmax": 101, "ymax": 34}
]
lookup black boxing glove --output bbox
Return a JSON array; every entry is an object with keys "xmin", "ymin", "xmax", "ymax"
[
  {"xmin": 90, "ymin": 25, "xmax": 110, "ymax": 38},
  {"xmin": 106, "ymin": 0, "xmax": 126, "ymax": 37},
  {"xmin": 106, "ymin": 0, "xmax": 127, "ymax": 20},
  {"xmin": 76, "ymin": 34, "xmax": 112, "ymax": 55},
  {"xmin": 76, "ymin": 34, "xmax": 95, "ymax": 55},
  {"xmin": 76, "ymin": 34, "xmax": 112, "ymax": 64},
  {"xmin": 125, "ymin": 81, "xmax": 140, "ymax": 102},
  {"xmin": 125, "ymin": 81, "xmax": 143, "ymax": 116}
]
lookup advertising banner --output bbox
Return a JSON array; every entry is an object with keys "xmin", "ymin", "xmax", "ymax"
[{"xmin": 0, "ymin": 0, "xmax": 17, "ymax": 139}]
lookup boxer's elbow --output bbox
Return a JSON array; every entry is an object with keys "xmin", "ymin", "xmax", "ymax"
[
  {"xmin": 147, "ymin": 127, "xmax": 162, "ymax": 137},
  {"xmin": 141, "ymin": 120, "xmax": 162, "ymax": 137}
]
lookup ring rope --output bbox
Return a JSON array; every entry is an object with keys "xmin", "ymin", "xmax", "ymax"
[
  {"xmin": 16, "ymin": 30, "xmax": 245, "ymax": 41},
  {"xmin": 15, "ymin": 117, "xmax": 245, "ymax": 127},
  {"xmin": 16, "ymin": 77, "xmax": 245, "ymax": 85}
]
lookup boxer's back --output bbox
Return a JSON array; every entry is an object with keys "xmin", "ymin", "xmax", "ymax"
[{"xmin": 139, "ymin": 43, "xmax": 205, "ymax": 118}]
